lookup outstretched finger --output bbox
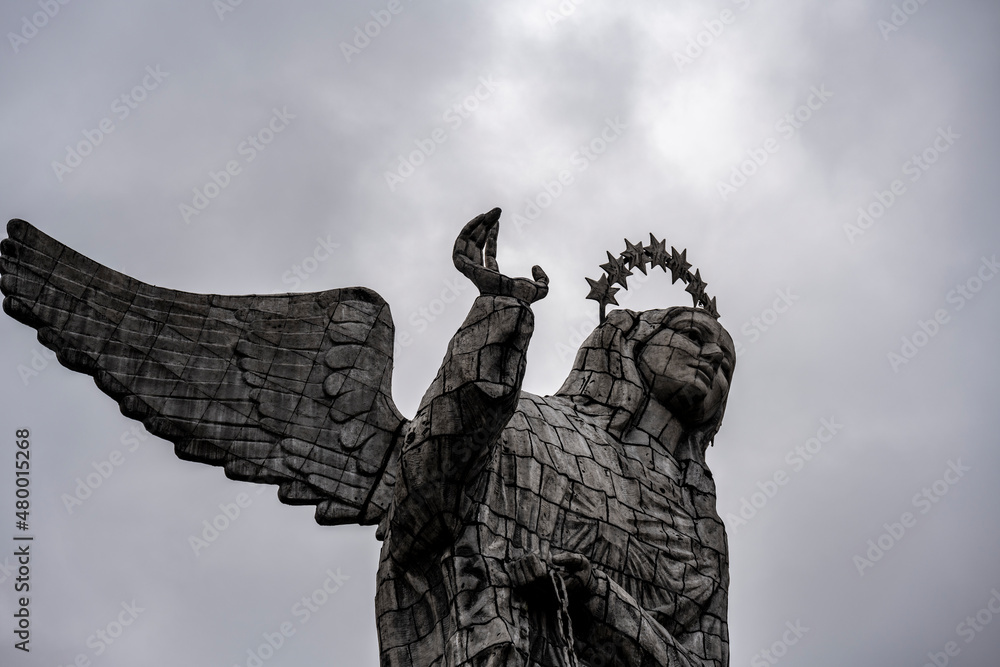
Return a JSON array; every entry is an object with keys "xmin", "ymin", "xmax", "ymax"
[
  {"xmin": 531, "ymin": 265, "xmax": 549, "ymax": 286},
  {"xmin": 462, "ymin": 208, "xmax": 500, "ymax": 250},
  {"xmin": 453, "ymin": 208, "xmax": 500, "ymax": 273},
  {"xmin": 484, "ymin": 221, "xmax": 499, "ymax": 271}
]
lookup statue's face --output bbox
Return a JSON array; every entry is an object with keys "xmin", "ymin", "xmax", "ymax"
[{"xmin": 637, "ymin": 309, "xmax": 736, "ymax": 426}]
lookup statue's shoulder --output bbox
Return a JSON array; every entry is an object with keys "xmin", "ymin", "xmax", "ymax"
[
  {"xmin": 506, "ymin": 393, "xmax": 624, "ymax": 474},
  {"xmin": 512, "ymin": 393, "xmax": 611, "ymax": 434}
]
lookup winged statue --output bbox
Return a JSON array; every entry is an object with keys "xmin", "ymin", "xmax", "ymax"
[{"xmin": 1, "ymin": 208, "xmax": 737, "ymax": 667}]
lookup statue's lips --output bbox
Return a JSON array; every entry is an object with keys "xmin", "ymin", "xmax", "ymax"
[{"xmin": 692, "ymin": 362, "xmax": 714, "ymax": 385}]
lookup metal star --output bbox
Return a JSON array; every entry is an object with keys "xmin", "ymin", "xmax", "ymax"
[
  {"xmin": 600, "ymin": 251, "xmax": 633, "ymax": 288},
  {"xmin": 668, "ymin": 247, "xmax": 691, "ymax": 284},
  {"xmin": 702, "ymin": 295, "xmax": 719, "ymax": 318},
  {"xmin": 644, "ymin": 234, "xmax": 669, "ymax": 272},
  {"xmin": 585, "ymin": 275, "xmax": 620, "ymax": 308},
  {"xmin": 583, "ymin": 235, "xmax": 722, "ymax": 321},
  {"xmin": 622, "ymin": 238, "xmax": 648, "ymax": 275},
  {"xmin": 685, "ymin": 269, "xmax": 707, "ymax": 307}
]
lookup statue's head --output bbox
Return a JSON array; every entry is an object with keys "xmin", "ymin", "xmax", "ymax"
[
  {"xmin": 635, "ymin": 307, "xmax": 735, "ymax": 427},
  {"xmin": 556, "ymin": 306, "xmax": 736, "ymax": 457},
  {"xmin": 564, "ymin": 235, "xmax": 738, "ymax": 459}
]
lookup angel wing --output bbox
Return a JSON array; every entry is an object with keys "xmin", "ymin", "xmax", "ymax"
[{"xmin": 0, "ymin": 219, "xmax": 405, "ymax": 526}]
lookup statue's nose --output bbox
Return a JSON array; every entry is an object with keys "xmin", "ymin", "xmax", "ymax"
[{"xmin": 701, "ymin": 343, "xmax": 724, "ymax": 367}]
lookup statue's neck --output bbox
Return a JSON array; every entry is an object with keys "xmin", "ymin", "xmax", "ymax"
[{"xmin": 630, "ymin": 398, "xmax": 687, "ymax": 460}]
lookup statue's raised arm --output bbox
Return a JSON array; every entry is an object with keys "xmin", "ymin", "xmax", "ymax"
[{"xmin": 387, "ymin": 207, "xmax": 548, "ymax": 556}]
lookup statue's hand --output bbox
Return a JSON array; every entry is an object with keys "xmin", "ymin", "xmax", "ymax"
[
  {"xmin": 552, "ymin": 552, "xmax": 598, "ymax": 599},
  {"xmin": 509, "ymin": 552, "xmax": 550, "ymax": 589},
  {"xmin": 453, "ymin": 208, "xmax": 548, "ymax": 304},
  {"xmin": 509, "ymin": 551, "xmax": 600, "ymax": 600}
]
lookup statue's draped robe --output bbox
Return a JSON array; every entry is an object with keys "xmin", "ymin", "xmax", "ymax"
[{"xmin": 376, "ymin": 296, "xmax": 729, "ymax": 667}]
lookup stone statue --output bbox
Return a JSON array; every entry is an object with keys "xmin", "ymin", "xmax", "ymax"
[{"xmin": 1, "ymin": 208, "xmax": 735, "ymax": 666}]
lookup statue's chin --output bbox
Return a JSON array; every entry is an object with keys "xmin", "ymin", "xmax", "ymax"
[{"xmin": 665, "ymin": 395, "xmax": 721, "ymax": 429}]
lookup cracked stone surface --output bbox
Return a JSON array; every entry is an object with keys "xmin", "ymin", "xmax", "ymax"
[{"xmin": 1, "ymin": 209, "xmax": 736, "ymax": 666}]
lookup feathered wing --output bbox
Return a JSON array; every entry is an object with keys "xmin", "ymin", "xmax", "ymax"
[{"xmin": 0, "ymin": 219, "xmax": 404, "ymax": 526}]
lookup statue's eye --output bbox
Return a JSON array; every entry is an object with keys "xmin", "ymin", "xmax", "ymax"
[{"xmin": 680, "ymin": 328, "xmax": 702, "ymax": 344}]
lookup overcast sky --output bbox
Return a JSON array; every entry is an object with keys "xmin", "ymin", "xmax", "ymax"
[{"xmin": 1, "ymin": 1, "xmax": 998, "ymax": 665}]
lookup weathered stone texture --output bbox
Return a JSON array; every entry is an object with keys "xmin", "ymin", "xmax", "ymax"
[{"xmin": 1, "ymin": 208, "xmax": 736, "ymax": 666}]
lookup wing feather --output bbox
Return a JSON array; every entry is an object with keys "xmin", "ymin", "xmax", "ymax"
[{"xmin": 0, "ymin": 219, "xmax": 405, "ymax": 526}]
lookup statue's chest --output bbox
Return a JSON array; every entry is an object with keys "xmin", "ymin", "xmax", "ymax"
[
  {"xmin": 556, "ymin": 447, "xmax": 724, "ymax": 616},
  {"xmin": 501, "ymin": 423, "xmax": 721, "ymax": 595},
  {"xmin": 559, "ymin": 448, "xmax": 706, "ymax": 573}
]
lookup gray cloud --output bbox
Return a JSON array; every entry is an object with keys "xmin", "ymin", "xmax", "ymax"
[{"xmin": 1, "ymin": 1, "xmax": 998, "ymax": 665}]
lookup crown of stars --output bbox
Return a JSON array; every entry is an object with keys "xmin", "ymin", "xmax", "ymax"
[
  {"xmin": 600, "ymin": 251, "xmax": 633, "ymax": 289},
  {"xmin": 585, "ymin": 233, "xmax": 720, "ymax": 321}
]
